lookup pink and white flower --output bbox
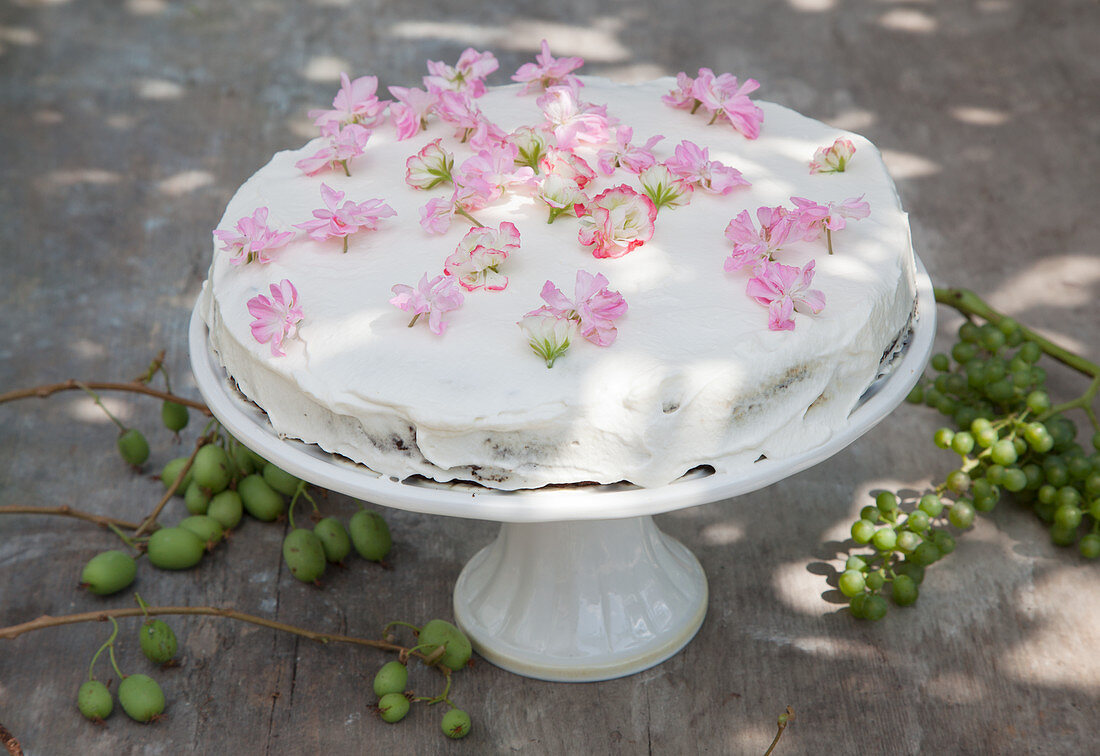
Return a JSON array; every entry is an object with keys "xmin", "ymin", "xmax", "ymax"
[
  {"xmin": 517, "ymin": 313, "xmax": 575, "ymax": 368},
  {"xmin": 457, "ymin": 142, "xmax": 536, "ymax": 202},
  {"xmin": 664, "ymin": 140, "xmax": 750, "ymax": 195},
  {"xmin": 308, "ymin": 73, "xmax": 389, "ymax": 130},
  {"xmin": 295, "ymin": 122, "xmax": 372, "ymax": 176},
  {"xmin": 596, "ymin": 126, "xmax": 663, "ymax": 175},
  {"xmin": 512, "ymin": 39, "xmax": 584, "ymax": 95},
  {"xmin": 537, "ymin": 174, "xmax": 587, "ymax": 223},
  {"xmin": 510, "ymin": 126, "xmax": 549, "ymax": 171},
  {"xmin": 661, "ymin": 71, "xmax": 698, "ymax": 111},
  {"xmin": 539, "ymin": 146, "xmax": 597, "ymax": 189},
  {"xmin": 294, "ymin": 183, "xmax": 396, "ymax": 252},
  {"xmin": 443, "ymin": 222, "xmax": 520, "ymax": 291},
  {"xmin": 809, "ymin": 138, "xmax": 856, "ymax": 174},
  {"xmin": 745, "ymin": 260, "xmax": 826, "ymax": 332},
  {"xmin": 247, "ymin": 279, "xmax": 304, "ymax": 356},
  {"xmin": 723, "ymin": 206, "xmax": 796, "ymax": 269},
  {"xmin": 424, "ymin": 48, "xmax": 499, "ymax": 98},
  {"xmin": 418, "ymin": 193, "xmax": 457, "ymax": 235},
  {"xmin": 530, "ymin": 270, "xmax": 628, "ymax": 347},
  {"xmin": 637, "ymin": 165, "xmax": 694, "ymax": 212},
  {"xmin": 405, "ymin": 139, "xmax": 455, "ymax": 191},
  {"xmin": 537, "ymin": 86, "xmax": 613, "ymax": 150},
  {"xmin": 213, "ymin": 207, "xmax": 294, "ymax": 265},
  {"xmin": 388, "ymin": 86, "xmax": 438, "ymax": 141},
  {"xmin": 692, "ymin": 69, "xmax": 764, "ymax": 139},
  {"xmin": 576, "ymin": 185, "xmax": 658, "ymax": 258},
  {"xmin": 390, "ymin": 273, "xmax": 465, "ymax": 335},
  {"xmin": 789, "ymin": 195, "xmax": 870, "ymax": 252}
]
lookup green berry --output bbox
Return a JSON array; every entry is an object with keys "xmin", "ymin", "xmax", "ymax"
[
  {"xmin": 146, "ymin": 527, "xmax": 205, "ymax": 570},
  {"xmin": 906, "ymin": 384, "xmax": 924, "ymax": 404},
  {"xmin": 117, "ymin": 428, "xmax": 150, "ymax": 468},
  {"xmin": 1025, "ymin": 390, "xmax": 1051, "ymax": 415},
  {"xmin": 896, "ymin": 531, "xmax": 922, "ymax": 553},
  {"xmin": 378, "ymin": 692, "xmax": 409, "ymax": 723},
  {"xmin": 909, "ymin": 541, "xmax": 941, "ymax": 567},
  {"xmin": 282, "ymin": 529, "xmax": 327, "ymax": 583},
  {"xmin": 930, "ymin": 353, "xmax": 950, "ymax": 372},
  {"xmin": 894, "ymin": 561, "xmax": 926, "ymax": 584},
  {"xmin": 838, "ymin": 570, "xmax": 865, "ymax": 598},
  {"xmin": 1051, "ymin": 523, "xmax": 1078, "ymax": 547},
  {"xmin": 1053, "ymin": 504, "xmax": 1082, "ymax": 530},
  {"xmin": 848, "ymin": 593, "xmax": 869, "ymax": 619},
  {"xmin": 950, "ymin": 432, "xmax": 975, "ymax": 456},
  {"xmin": 932, "ymin": 531, "xmax": 956, "ymax": 554},
  {"xmin": 161, "ymin": 400, "xmax": 189, "ymax": 432},
  {"xmin": 863, "ymin": 595, "xmax": 889, "ymax": 621},
  {"xmin": 161, "ymin": 457, "xmax": 193, "ymax": 495},
  {"xmin": 184, "ymin": 480, "xmax": 212, "ymax": 516},
  {"xmin": 875, "ymin": 491, "xmax": 899, "ymax": 514},
  {"xmin": 237, "ymin": 474, "xmax": 285, "ymax": 522},
  {"xmin": 118, "ymin": 674, "xmax": 165, "ymax": 723},
  {"xmin": 349, "ymin": 509, "xmax": 392, "ymax": 562},
  {"xmin": 845, "ymin": 555, "xmax": 868, "ymax": 572},
  {"xmin": 1078, "ymin": 534, "xmax": 1100, "ymax": 559},
  {"xmin": 81, "ymin": 550, "xmax": 137, "ymax": 596},
  {"xmin": 178, "ymin": 515, "xmax": 224, "ymax": 547},
  {"xmin": 207, "ymin": 490, "xmax": 244, "ymax": 530},
  {"xmin": 418, "ymin": 619, "xmax": 472, "ymax": 672},
  {"xmin": 77, "ymin": 680, "xmax": 113, "ymax": 721},
  {"xmin": 373, "ymin": 661, "xmax": 408, "ymax": 697},
  {"xmin": 871, "ymin": 527, "xmax": 897, "ymax": 552},
  {"xmin": 933, "ymin": 428, "xmax": 955, "ymax": 450},
  {"xmin": 946, "ymin": 470, "xmax": 971, "ymax": 494},
  {"xmin": 314, "ymin": 518, "xmax": 352, "ymax": 563},
  {"xmin": 851, "ymin": 519, "xmax": 875, "ymax": 544},
  {"xmin": 1001, "ymin": 468, "xmax": 1028, "ymax": 493},
  {"xmin": 859, "ymin": 505, "xmax": 879, "ymax": 522},
  {"xmin": 262, "ymin": 463, "xmax": 303, "ymax": 497},
  {"xmin": 139, "ymin": 619, "xmax": 179, "ymax": 665},
  {"xmin": 990, "ymin": 440, "xmax": 1018, "ymax": 466},
  {"xmin": 192, "ymin": 445, "xmax": 231, "ymax": 494},
  {"xmin": 865, "ymin": 571, "xmax": 886, "ymax": 591},
  {"xmin": 891, "ymin": 575, "xmax": 919, "ymax": 607},
  {"xmin": 918, "ymin": 494, "xmax": 944, "ymax": 517},
  {"xmin": 958, "ymin": 321, "xmax": 980, "ymax": 343},
  {"xmin": 906, "ymin": 510, "xmax": 931, "ymax": 532},
  {"xmin": 948, "ymin": 500, "xmax": 976, "ymax": 529},
  {"xmin": 441, "ymin": 708, "xmax": 472, "ymax": 739}
]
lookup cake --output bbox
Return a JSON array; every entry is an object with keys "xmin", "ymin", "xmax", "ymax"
[{"xmin": 199, "ymin": 49, "xmax": 916, "ymax": 491}]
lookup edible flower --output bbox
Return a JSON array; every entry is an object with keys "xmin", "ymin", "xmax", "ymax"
[
  {"xmin": 295, "ymin": 122, "xmax": 372, "ymax": 177},
  {"xmin": 213, "ymin": 207, "xmax": 294, "ymax": 265},
  {"xmin": 388, "ymin": 86, "xmax": 438, "ymax": 141},
  {"xmin": 308, "ymin": 73, "xmax": 389, "ymax": 130},
  {"xmin": 723, "ymin": 206, "xmax": 796, "ymax": 271},
  {"xmin": 512, "ymin": 39, "xmax": 584, "ymax": 95},
  {"xmin": 596, "ymin": 126, "xmax": 663, "ymax": 176},
  {"xmin": 745, "ymin": 260, "xmax": 825, "ymax": 332},
  {"xmin": 664, "ymin": 140, "xmax": 750, "ymax": 195},
  {"xmin": 424, "ymin": 48, "xmax": 499, "ymax": 98},
  {"xmin": 457, "ymin": 142, "xmax": 536, "ymax": 203},
  {"xmin": 511, "ymin": 126, "xmax": 549, "ymax": 172},
  {"xmin": 518, "ymin": 313, "xmax": 574, "ymax": 368},
  {"xmin": 405, "ymin": 139, "xmax": 455, "ymax": 191},
  {"xmin": 539, "ymin": 146, "xmax": 597, "ymax": 189},
  {"xmin": 537, "ymin": 86, "xmax": 613, "ymax": 150},
  {"xmin": 443, "ymin": 222, "xmax": 520, "ymax": 291},
  {"xmin": 809, "ymin": 138, "xmax": 856, "ymax": 174},
  {"xmin": 247, "ymin": 279, "xmax": 304, "ymax": 356},
  {"xmin": 390, "ymin": 273, "xmax": 465, "ymax": 335},
  {"xmin": 537, "ymin": 174, "xmax": 587, "ymax": 223},
  {"xmin": 294, "ymin": 183, "xmax": 396, "ymax": 253},
  {"xmin": 663, "ymin": 68, "xmax": 764, "ymax": 139},
  {"xmin": 531, "ymin": 270, "xmax": 628, "ymax": 347},
  {"xmin": 637, "ymin": 165, "xmax": 694, "ymax": 212},
  {"xmin": 789, "ymin": 195, "xmax": 870, "ymax": 253},
  {"xmin": 576, "ymin": 185, "xmax": 657, "ymax": 258}
]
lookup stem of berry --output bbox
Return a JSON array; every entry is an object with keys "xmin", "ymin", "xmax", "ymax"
[
  {"xmin": 86, "ymin": 617, "xmax": 120, "ymax": 682},
  {"xmin": 75, "ymin": 383, "xmax": 127, "ymax": 432},
  {"xmin": 133, "ymin": 434, "xmax": 212, "ymax": 537},
  {"xmin": 0, "ymin": 379, "xmax": 211, "ymax": 415},
  {"xmin": 763, "ymin": 706, "xmax": 795, "ymax": 756}
]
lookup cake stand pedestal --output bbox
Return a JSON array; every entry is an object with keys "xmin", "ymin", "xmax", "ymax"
[{"xmin": 189, "ymin": 260, "xmax": 935, "ymax": 682}]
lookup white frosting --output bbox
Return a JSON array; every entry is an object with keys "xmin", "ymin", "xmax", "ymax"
[{"xmin": 200, "ymin": 77, "xmax": 916, "ymax": 489}]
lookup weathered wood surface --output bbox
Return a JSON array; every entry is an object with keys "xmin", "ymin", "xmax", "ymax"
[{"xmin": 2, "ymin": 1, "xmax": 1098, "ymax": 753}]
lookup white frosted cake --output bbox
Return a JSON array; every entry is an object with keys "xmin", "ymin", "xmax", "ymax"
[{"xmin": 200, "ymin": 53, "xmax": 916, "ymax": 490}]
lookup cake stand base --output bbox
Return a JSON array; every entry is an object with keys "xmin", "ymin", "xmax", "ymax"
[{"xmin": 452, "ymin": 515, "xmax": 707, "ymax": 682}]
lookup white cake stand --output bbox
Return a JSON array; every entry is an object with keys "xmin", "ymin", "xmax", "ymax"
[{"xmin": 189, "ymin": 259, "xmax": 935, "ymax": 682}]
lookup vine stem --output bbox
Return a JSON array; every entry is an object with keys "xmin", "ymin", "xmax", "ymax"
[
  {"xmin": 0, "ymin": 506, "xmax": 142, "ymax": 531},
  {"xmin": 763, "ymin": 706, "xmax": 795, "ymax": 756},
  {"xmin": 0, "ymin": 379, "xmax": 211, "ymax": 415},
  {"xmin": 132, "ymin": 435, "xmax": 211, "ymax": 537}
]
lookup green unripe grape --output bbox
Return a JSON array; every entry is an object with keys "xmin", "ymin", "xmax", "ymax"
[
  {"xmin": 313, "ymin": 518, "xmax": 352, "ymax": 563},
  {"xmin": 951, "ymin": 432, "xmax": 975, "ymax": 456},
  {"xmin": 918, "ymin": 494, "xmax": 944, "ymax": 517},
  {"xmin": 838, "ymin": 570, "xmax": 866, "ymax": 598},
  {"xmin": 1050, "ymin": 523, "xmax": 1077, "ymax": 547},
  {"xmin": 851, "ymin": 519, "xmax": 875, "ymax": 544},
  {"xmin": 1034, "ymin": 500, "xmax": 1056, "ymax": 523},
  {"xmin": 192, "ymin": 445, "xmax": 231, "ymax": 494},
  {"xmin": 863, "ymin": 595, "xmax": 889, "ymax": 621},
  {"xmin": 990, "ymin": 440, "xmax": 1018, "ymax": 466},
  {"xmin": 871, "ymin": 528, "xmax": 897, "ymax": 552},
  {"xmin": 184, "ymin": 481, "xmax": 211, "ymax": 516},
  {"xmin": 378, "ymin": 692, "xmax": 410, "ymax": 723},
  {"xmin": 282, "ymin": 529, "xmax": 327, "ymax": 583},
  {"xmin": 139, "ymin": 619, "xmax": 179, "ymax": 665},
  {"xmin": 986, "ymin": 379, "xmax": 1015, "ymax": 404},
  {"xmin": 178, "ymin": 515, "xmax": 224, "ymax": 546},
  {"xmin": 906, "ymin": 510, "xmax": 931, "ymax": 532},
  {"xmin": 859, "ymin": 505, "xmax": 879, "ymax": 522},
  {"xmin": 845, "ymin": 555, "xmax": 868, "ymax": 572},
  {"xmin": 954, "ymin": 406, "xmax": 980, "ymax": 430},
  {"xmin": 1013, "ymin": 437, "xmax": 1028, "ymax": 456},
  {"xmin": 935, "ymin": 396, "xmax": 957, "ymax": 416},
  {"xmin": 1086, "ymin": 474, "xmax": 1100, "ymax": 498},
  {"xmin": 896, "ymin": 531, "xmax": 922, "ymax": 553},
  {"xmin": 418, "ymin": 619, "xmax": 472, "ymax": 671},
  {"xmin": 1053, "ymin": 504, "xmax": 1082, "ymax": 531},
  {"xmin": 951, "ymin": 342, "xmax": 977, "ymax": 364},
  {"xmin": 948, "ymin": 500, "xmax": 976, "ymax": 529},
  {"xmin": 161, "ymin": 457, "xmax": 193, "ymax": 495},
  {"xmin": 1054, "ymin": 486, "xmax": 1081, "ymax": 509},
  {"xmin": 262, "ymin": 463, "xmax": 303, "ymax": 497},
  {"xmin": 1023, "ymin": 464, "xmax": 1044, "ymax": 490},
  {"xmin": 1089, "ymin": 498, "xmax": 1100, "ymax": 520},
  {"xmin": 78, "ymin": 680, "xmax": 113, "ymax": 721},
  {"xmin": 958, "ymin": 321, "xmax": 980, "ymax": 343},
  {"xmin": 118, "ymin": 674, "xmax": 165, "ymax": 723},
  {"xmin": 905, "ymin": 384, "xmax": 924, "ymax": 404},
  {"xmin": 146, "ymin": 527, "xmax": 205, "ymax": 570},
  {"xmin": 865, "ymin": 571, "xmax": 886, "ymax": 591},
  {"xmin": 1026, "ymin": 390, "xmax": 1051, "ymax": 415},
  {"xmin": 349, "ymin": 509, "xmax": 392, "ymax": 562},
  {"xmin": 1001, "ymin": 467, "xmax": 1028, "ymax": 493},
  {"xmin": 1068, "ymin": 455, "xmax": 1092, "ymax": 481},
  {"xmin": 1079, "ymin": 534, "xmax": 1100, "ymax": 560},
  {"xmin": 81, "ymin": 550, "xmax": 137, "ymax": 595},
  {"xmin": 875, "ymin": 491, "xmax": 899, "ymax": 513},
  {"xmin": 910, "ymin": 541, "xmax": 941, "ymax": 567},
  {"xmin": 161, "ymin": 400, "xmax": 189, "ymax": 432},
  {"xmin": 373, "ymin": 661, "xmax": 408, "ymax": 697},
  {"xmin": 986, "ymin": 464, "xmax": 1006, "ymax": 486},
  {"xmin": 946, "ymin": 470, "xmax": 971, "ymax": 494},
  {"xmin": 1049, "ymin": 417, "xmax": 1078, "ymax": 450},
  {"xmin": 894, "ymin": 561, "xmax": 926, "ymax": 584},
  {"xmin": 1017, "ymin": 340, "xmax": 1041, "ymax": 363},
  {"xmin": 441, "ymin": 708, "xmax": 472, "ymax": 739},
  {"xmin": 1038, "ymin": 484, "xmax": 1058, "ymax": 505},
  {"xmin": 971, "ymin": 417, "xmax": 993, "ymax": 435},
  {"xmin": 237, "ymin": 474, "xmax": 285, "ymax": 522},
  {"xmin": 978, "ymin": 325, "xmax": 1006, "ymax": 352},
  {"xmin": 891, "ymin": 574, "xmax": 919, "ymax": 607},
  {"xmin": 923, "ymin": 387, "xmax": 944, "ymax": 408},
  {"xmin": 225, "ymin": 440, "xmax": 262, "ymax": 477},
  {"xmin": 944, "ymin": 373, "xmax": 967, "ymax": 395},
  {"xmin": 930, "ymin": 353, "xmax": 950, "ymax": 372},
  {"xmin": 848, "ymin": 592, "xmax": 869, "ymax": 619},
  {"xmin": 207, "ymin": 490, "xmax": 244, "ymax": 530},
  {"xmin": 933, "ymin": 532, "xmax": 956, "ymax": 556},
  {"xmin": 117, "ymin": 428, "xmax": 150, "ymax": 468},
  {"xmin": 975, "ymin": 427, "xmax": 999, "ymax": 449},
  {"xmin": 1044, "ymin": 461, "xmax": 1069, "ymax": 488},
  {"xmin": 933, "ymin": 428, "xmax": 955, "ymax": 450}
]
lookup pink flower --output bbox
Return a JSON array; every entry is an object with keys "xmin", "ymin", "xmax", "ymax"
[
  {"xmin": 388, "ymin": 86, "xmax": 438, "ymax": 141},
  {"xmin": 512, "ymin": 39, "xmax": 585, "ymax": 95},
  {"xmin": 308, "ymin": 73, "xmax": 388, "ymax": 130},
  {"xmin": 596, "ymin": 127, "xmax": 663, "ymax": 175},
  {"xmin": 457, "ymin": 142, "xmax": 536, "ymax": 202},
  {"xmin": 576, "ymin": 185, "xmax": 657, "ymax": 258},
  {"xmin": 537, "ymin": 174, "xmax": 587, "ymax": 223},
  {"xmin": 537, "ymin": 86, "xmax": 613, "ymax": 149},
  {"xmin": 517, "ymin": 313, "xmax": 575, "ymax": 368},
  {"xmin": 789, "ymin": 195, "xmax": 870, "ymax": 252},
  {"xmin": 724, "ymin": 207, "xmax": 796, "ymax": 258},
  {"xmin": 664, "ymin": 140, "xmax": 750, "ymax": 195},
  {"xmin": 530, "ymin": 270, "xmax": 628, "ymax": 347},
  {"xmin": 294, "ymin": 183, "xmax": 396, "ymax": 252},
  {"xmin": 213, "ymin": 207, "xmax": 294, "ymax": 265},
  {"xmin": 539, "ymin": 146, "xmax": 597, "ymax": 189},
  {"xmin": 809, "ymin": 138, "xmax": 856, "ymax": 174},
  {"xmin": 418, "ymin": 193, "xmax": 457, "ymax": 235},
  {"xmin": 746, "ymin": 260, "xmax": 826, "ymax": 332},
  {"xmin": 424, "ymin": 48, "xmax": 499, "ymax": 98},
  {"xmin": 692, "ymin": 70, "xmax": 764, "ymax": 139},
  {"xmin": 295, "ymin": 122, "xmax": 372, "ymax": 176},
  {"xmin": 390, "ymin": 273, "xmax": 465, "ymax": 335},
  {"xmin": 247, "ymin": 279, "xmax": 304, "ymax": 356},
  {"xmin": 405, "ymin": 139, "xmax": 454, "ymax": 191},
  {"xmin": 661, "ymin": 71, "xmax": 698, "ymax": 111},
  {"xmin": 511, "ymin": 126, "xmax": 548, "ymax": 171},
  {"xmin": 443, "ymin": 222, "xmax": 520, "ymax": 291},
  {"xmin": 637, "ymin": 165, "xmax": 694, "ymax": 212}
]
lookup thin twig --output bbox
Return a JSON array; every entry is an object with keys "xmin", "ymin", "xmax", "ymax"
[
  {"xmin": 763, "ymin": 706, "xmax": 795, "ymax": 756},
  {"xmin": 0, "ymin": 506, "xmax": 142, "ymax": 532},
  {"xmin": 133, "ymin": 435, "xmax": 210, "ymax": 537},
  {"xmin": 0, "ymin": 380, "xmax": 211, "ymax": 415}
]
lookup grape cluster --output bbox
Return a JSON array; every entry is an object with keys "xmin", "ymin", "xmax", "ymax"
[{"xmin": 841, "ymin": 315, "xmax": 1100, "ymax": 620}]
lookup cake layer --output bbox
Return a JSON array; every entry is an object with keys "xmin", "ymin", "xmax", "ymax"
[{"xmin": 200, "ymin": 76, "xmax": 916, "ymax": 489}]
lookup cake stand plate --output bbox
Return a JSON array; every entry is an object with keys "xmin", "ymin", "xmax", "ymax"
[{"xmin": 189, "ymin": 259, "xmax": 935, "ymax": 681}]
